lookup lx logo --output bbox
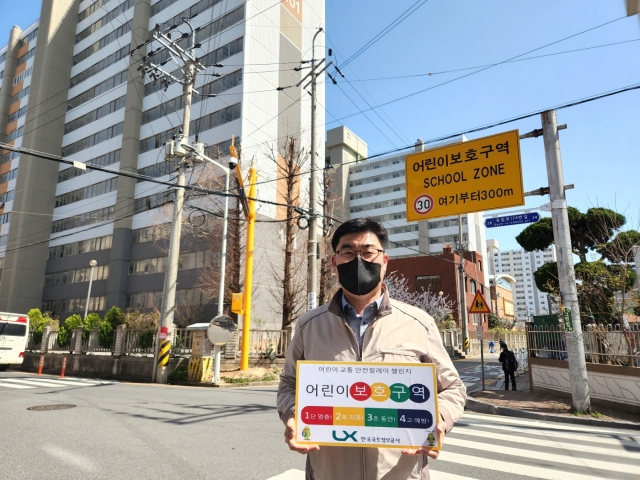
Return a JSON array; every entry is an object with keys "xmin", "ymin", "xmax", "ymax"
[{"xmin": 332, "ymin": 430, "xmax": 358, "ymax": 442}]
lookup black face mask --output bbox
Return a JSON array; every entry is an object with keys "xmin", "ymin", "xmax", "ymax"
[{"xmin": 337, "ymin": 257, "xmax": 382, "ymax": 296}]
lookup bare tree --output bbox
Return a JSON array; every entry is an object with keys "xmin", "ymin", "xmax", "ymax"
[
  {"xmin": 319, "ymin": 163, "xmax": 338, "ymax": 305},
  {"xmin": 266, "ymin": 136, "xmax": 309, "ymax": 330}
]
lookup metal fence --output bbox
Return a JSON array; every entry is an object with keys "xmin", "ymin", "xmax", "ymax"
[
  {"xmin": 45, "ymin": 330, "xmax": 74, "ymax": 353},
  {"xmin": 123, "ymin": 329, "xmax": 156, "ymax": 355},
  {"xmin": 237, "ymin": 329, "xmax": 288, "ymax": 358},
  {"xmin": 527, "ymin": 324, "xmax": 640, "ymax": 367},
  {"xmin": 171, "ymin": 328, "xmax": 193, "ymax": 356},
  {"xmin": 81, "ymin": 329, "xmax": 112, "ymax": 353}
]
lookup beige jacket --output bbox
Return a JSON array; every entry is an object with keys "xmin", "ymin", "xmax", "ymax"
[{"xmin": 277, "ymin": 287, "xmax": 466, "ymax": 480}]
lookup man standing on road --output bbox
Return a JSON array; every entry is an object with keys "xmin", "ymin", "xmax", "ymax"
[{"xmin": 277, "ymin": 218, "xmax": 466, "ymax": 480}]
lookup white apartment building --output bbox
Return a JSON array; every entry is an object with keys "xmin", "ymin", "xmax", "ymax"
[
  {"xmin": 487, "ymin": 238, "xmax": 557, "ymax": 323},
  {"xmin": 326, "ymin": 126, "xmax": 490, "ymax": 288},
  {"xmin": 0, "ymin": 0, "xmax": 324, "ymax": 322}
]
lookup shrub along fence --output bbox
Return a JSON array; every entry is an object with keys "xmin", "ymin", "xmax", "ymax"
[{"xmin": 25, "ymin": 325, "xmax": 195, "ymax": 357}]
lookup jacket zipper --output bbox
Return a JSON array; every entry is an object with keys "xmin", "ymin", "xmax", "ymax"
[{"xmin": 341, "ymin": 318, "xmax": 367, "ymax": 480}]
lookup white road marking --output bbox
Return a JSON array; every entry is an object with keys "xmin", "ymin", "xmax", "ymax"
[{"xmin": 0, "ymin": 381, "xmax": 35, "ymax": 389}]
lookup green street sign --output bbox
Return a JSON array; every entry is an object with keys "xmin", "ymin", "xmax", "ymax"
[{"xmin": 562, "ymin": 308, "xmax": 573, "ymax": 332}]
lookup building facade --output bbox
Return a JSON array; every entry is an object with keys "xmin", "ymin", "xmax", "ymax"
[
  {"xmin": 487, "ymin": 239, "xmax": 557, "ymax": 323},
  {"xmin": 387, "ymin": 247, "xmax": 489, "ymax": 333},
  {"xmin": 0, "ymin": 0, "xmax": 324, "ymax": 324}
]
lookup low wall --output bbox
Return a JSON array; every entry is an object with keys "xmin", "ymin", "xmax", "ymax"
[
  {"xmin": 21, "ymin": 353, "xmax": 285, "ymax": 383},
  {"xmin": 529, "ymin": 357, "xmax": 640, "ymax": 413}
]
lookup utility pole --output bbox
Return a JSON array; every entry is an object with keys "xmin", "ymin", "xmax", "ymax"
[
  {"xmin": 306, "ymin": 27, "xmax": 323, "ymax": 311},
  {"xmin": 541, "ymin": 110, "xmax": 591, "ymax": 412},
  {"xmin": 457, "ymin": 214, "xmax": 469, "ymax": 354},
  {"xmin": 132, "ymin": 18, "xmax": 206, "ymax": 384}
]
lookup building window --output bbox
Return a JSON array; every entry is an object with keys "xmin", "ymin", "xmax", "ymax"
[
  {"xmin": 478, "ymin": 260, "xmax": 482, "ymax": 271},
  {"xmin": 61, "ymin": 122, "xmax": 124, "ymax": 157},
  {"xmin": 416, "ymin": 275, "xmax": 441, "ymax": 293},
  {"xmin": 73, "ymin": 20, "xmax": 132, "ymax": 66},
  {"xmin": 49, "ymin": 235, "xmax": 112, "ymax": 259},
  {"xmin": 55, "ymin": 178, "xmax": 117, "ymax": 207},
  {"xmin": 45, "ymin": 264, "xmax": 109, "ymax": 286},
  {"xmin": 51, "ymin": 206, "xmax": 115, "ymax": 233},
  {"xmin": 42, "ymin": 296, "xmax": 106, "ymax": 314},
  {"xmin": 470, "ymin": 280, "xmax": 476, "ymax": 294},
  {"xmin": 58, "ymin": 150, "xmax": 121, "ymax": 183}
]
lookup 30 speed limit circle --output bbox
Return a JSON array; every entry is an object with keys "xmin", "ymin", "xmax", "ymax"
[{"xmin": 413, "ymin": 194, "xmax": 434, "ymax": 215}]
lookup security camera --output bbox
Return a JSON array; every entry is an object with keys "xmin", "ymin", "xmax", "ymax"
[{"xmin": 228, "ymin": 159, "xmax": 237, "ymax": 170}]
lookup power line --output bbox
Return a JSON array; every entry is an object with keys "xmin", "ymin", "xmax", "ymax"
[
  {"xmin": 239, "ymin": 80, "xmax": 640, "ymax": 190},
  {"xmin": 331, "ymin": 14, "xmax": 629, "ymax": 123},
  {"xmin": 341, "ymin": 0, "xmax": 430, "ymax": 69},
  {"xmin": 341, "ymin": 38, "xmax": 640, "ymax": 83}
]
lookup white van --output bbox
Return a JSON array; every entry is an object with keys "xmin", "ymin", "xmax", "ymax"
[{"xmin": 0, "ymin": 312, "xmax": 29, "ymax": 371}]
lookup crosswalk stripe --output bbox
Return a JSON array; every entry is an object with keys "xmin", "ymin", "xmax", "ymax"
[
  {"xmin": 459, "ymin": 418, "xmax": 640, "ymax": 447},
  {"xmin": 452, "ymin": 425, "xmax": 640, "ymax": 459},
  {"xmin": 437, "ymin": 451, "xmax": 608, "ymax": 480},
  {"xmin": 462, "ymin": 412, "xmax": 640, "ymax": 438},
  {"xmin": 0, "ymin": 381, "xmax": 35, "ymax": 389},
  {"xmin": 445, "ymin": 436, "xmax": 640, "ymax": 474},
  {"xmin": 0, "ymin": 378, "xmax": 68, "ymax": 388},
  {"xmin": 431, "ymin": 470, "xmax": 479, "ymax": 480}
]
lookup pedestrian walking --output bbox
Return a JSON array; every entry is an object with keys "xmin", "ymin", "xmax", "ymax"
[
  {"xmin": 488, "ymin": 340, "xmax": 495, "ymax": 353},
  {"xmin": 498, "ymin": 344, "xmax": 518, "ymax": 391},
  {"xmin": 277, "ymin": 218, "xmax": 466, "ymax": 480}
]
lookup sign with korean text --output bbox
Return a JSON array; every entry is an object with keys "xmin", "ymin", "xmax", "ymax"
[
  {"xmin": 562, "ymin": 308, "xmax": 574, "ymax": 332},
  {"xmin": 405, "ymin": 130, "xmax": 524, "ymax": 220},
  {"xmin": 485, "ymin": 212, "xmax": 539, "ymax": 228},
  {"xmin": 295, "ymin": 361, "xmax": 440, "ymax": 449},
  {"xmin": 469, "ymin": 291, "xmax": 491, "ymax": 314}
]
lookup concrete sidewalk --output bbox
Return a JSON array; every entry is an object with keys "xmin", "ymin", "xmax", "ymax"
[{"xmin": 467, "ymin": 378, "xmax": 640, "ymax": 429}]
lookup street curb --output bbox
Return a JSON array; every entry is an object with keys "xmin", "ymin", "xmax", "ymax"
[
  {"xmin": 169, "ymin": 380, "xmax": 280, "ymax": 388},
  {"xmin": 465, "ymin": 397, "xmax": 640, "ymax": 430}
]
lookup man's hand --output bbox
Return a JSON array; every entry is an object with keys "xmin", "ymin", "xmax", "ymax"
[
  {"xmin": 284, "ymin": 417, "xmax": 320, "ymax": 454},
  {"xmin": 400, "ymin": 421, "xmax": 446, "ymax": 459}
]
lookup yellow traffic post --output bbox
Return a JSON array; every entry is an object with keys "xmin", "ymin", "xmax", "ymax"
[{"xmin": 240, "ymin": 167, "xmax": 257, "ymax": 370}]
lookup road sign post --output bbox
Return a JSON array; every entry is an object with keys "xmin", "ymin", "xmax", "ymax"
[
  {"xmin": 477, "ymin": 327, "xmax": 485, "ymax": 391},
  {"xmin": 405, "ymin": 130, "xmax": 524, "ymax": 221}
]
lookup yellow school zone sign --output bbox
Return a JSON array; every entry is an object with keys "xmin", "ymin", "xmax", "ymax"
[{"xmin": 405, "ymin": 130, "xmax": 524, "ymax": 221}]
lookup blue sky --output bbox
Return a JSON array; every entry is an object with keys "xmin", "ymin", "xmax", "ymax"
[
  {"xmin": 324, "ymin": 0, "xmax": 640, "ymax": 251},
  {"xmin": 2, "ymin": 1, "xmax": 639, "ymax": 252}
]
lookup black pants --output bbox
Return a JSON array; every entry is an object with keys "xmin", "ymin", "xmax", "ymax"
[{"xmin": 504, "ymin": 371, "xmax": 516, "ymax": 390}]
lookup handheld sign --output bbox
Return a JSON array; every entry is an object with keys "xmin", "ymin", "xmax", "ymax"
[{"xmin": 295, "ymin": 361, "xmax": 440, "ymax": 449}]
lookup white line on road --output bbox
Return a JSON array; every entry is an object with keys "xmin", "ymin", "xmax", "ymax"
[
  {"xmin": 452, "ymin": 425, "xmax": 640, "ymax": 459},
  {"xmin": 265, "ymin": 469, "xmax": 305, "ymax": 480},
  {"xmin": 445, "ymin": 436, "xmax": 640, "ymax": 474},
  {"xmin": 0, "ymin": 378, "xmax": 69, "ymax": 388},
  {"xmin": 0, "ymin": 381, "xmax": 35, "ymax": 389},
  {"xmin": 437, "ymin": 451, "xmax": 608, "ymax": 480},
  {"xmin": 431, "ymin": 470, "xmax": 479, "ymax": 480},
  {"xmin": 462, "ymin": 413, "xmax": 640, "ymax": 440}
]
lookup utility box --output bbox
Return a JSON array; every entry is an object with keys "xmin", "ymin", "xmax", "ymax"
[{"xmin": 187, "ymin": 323, "xmax": 213, "ymax": 358}]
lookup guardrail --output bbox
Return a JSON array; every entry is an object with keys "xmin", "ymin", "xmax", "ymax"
[
  {"xmin": 45, "ymin": 330, "xmax": 74, "ymax": 353},
  {"xmin": 26, "ymin": 331, "xmax": 41, "ymax": 351},
  {"xmin": 171, "ymin": 328, "xmax": 193, "ymax": 356},
  {"xmin": 526, "ymin": 324, "xmax": 640, "ymax": 367}
]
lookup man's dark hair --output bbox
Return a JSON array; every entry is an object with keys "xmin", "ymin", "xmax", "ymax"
[{"xmin": 331, "ymin": 217, "xmax": 389, "ymax": 252}]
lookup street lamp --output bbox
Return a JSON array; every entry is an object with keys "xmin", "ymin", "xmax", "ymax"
[{"xmin": 84, "ymin": 259, "xmax": 98, "ymax": 319}]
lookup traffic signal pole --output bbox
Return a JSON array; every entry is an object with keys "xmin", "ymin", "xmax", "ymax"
[
  {"xmin": 541, "ymin": 110, "xmax": 591, "ymax": 412},
  {"xmin": 240, "ymin": 168, "xmax": 257, "ymax": 370}
]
